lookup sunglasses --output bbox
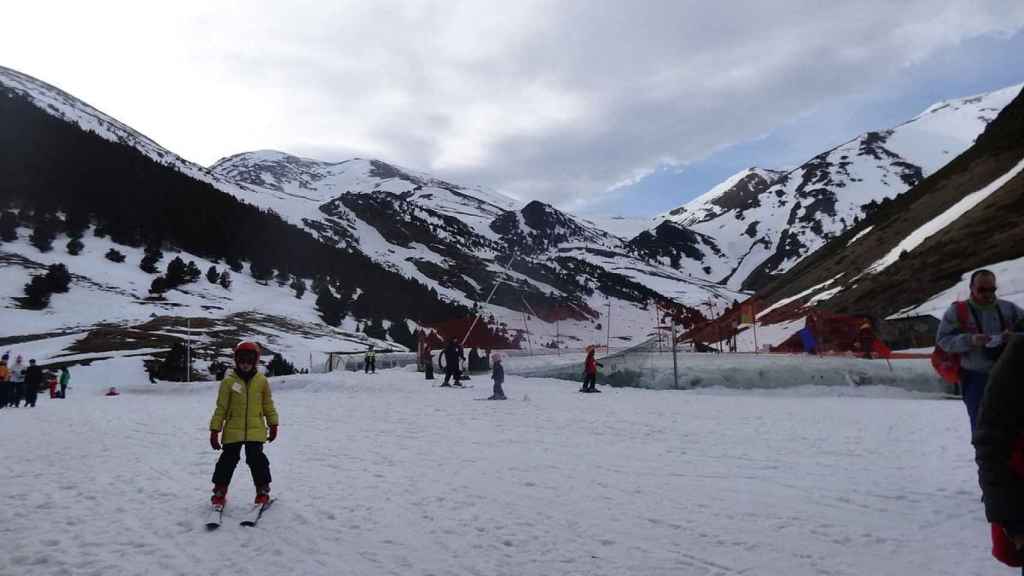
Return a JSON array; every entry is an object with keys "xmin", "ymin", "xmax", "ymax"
[{"xmin": 976, "ymin": 287, "xmax": 998, "ymax": 294}]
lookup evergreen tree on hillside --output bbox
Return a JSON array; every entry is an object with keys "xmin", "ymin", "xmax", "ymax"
[
  {"xmin": 21, "ymin": 275, "xmax": 51, "ymax": 309},
  {"xmin": 291, "ymin": 276, "xmax": 306, "ymax": 299},
  {"xmin": 66, "ymin": 237, "xmax": 84, "ymax": 255},
  {"xmin": 150, "ymin": 275, "xmax": 168, "ymax": 294},
  {"xmin": 316, "ymin": 285, "xmax": 345, "ymax": 327},
  {"xmin": 65, "ymin": 205, "xmax": 90, "ymax": 239},
  {"xmin": 185, "ymin": 260, "xmax": 202, "ymax": 283},
  {"xmin": 364, "ymin": 317, "xmax": 387, "ymax": 340},
  {"xmin": 29, "ymin": 214, "xmax": 57, "ymax": 252},
  {"xmin": 0, "ymin": 211, "xmax": 18, "ymax": 241},
  {"xmin": 275, "ymin": 267, "xmax": 290, "ymax": 287},
  {"xmin": 165, "ymin": 256, "xmax": 188, "ymax": 288},
  {"xmin": 226, "ymin": 256, "xmax": 243, "ymax": 273},
  {"xmin": 266, "ymin": 353, "xmax": 296, "ymax": 376},
  {"xmin": 206, "ymin": 265, "xmax": 219, "ymax": 284},
  {"xmin": 387, "ymin": 319, "xmax": 415, "ymax": 349},
  {"xmin": 45, "ymin": 263, "xmax": 71, "ymax": 293},
  {"xmin": 140, "ymin": 252, "xmax": 160, "ymax": 273},
  {"xmin": 105, "ymin": 248, "xmax": 126, "ymax": 263},
  {"xmin": 250, "ymin": 259, "xmax": 273, "ymax": 284},
  {"xmin": 218, "ymin": 270, "xmax": 232, "ymax": 289}
]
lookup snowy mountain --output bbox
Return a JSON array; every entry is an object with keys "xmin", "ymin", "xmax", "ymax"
[
  {"xmin": 746, "ymin": 84, "xmax": 1024, "ymax": 331},
  {"xmin": 0, "ymin": 65, "xmax": 742, "ymax": 372},
  {"xmin": 659, "ymin": 84, "xmax": 1024, "ymax": 291}
]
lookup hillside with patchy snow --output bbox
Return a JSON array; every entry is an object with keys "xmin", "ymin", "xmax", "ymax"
[
  {"xmin": 658, "ymin": 84, "xmax": 1024, "ymax": 291},
  {"xmin": 0, "ymin": 65, "xmax": 746, "ymax": 374},
  {"xmin": 742, "ymin": 84, "xmax": 1024, "ymax": 333}
]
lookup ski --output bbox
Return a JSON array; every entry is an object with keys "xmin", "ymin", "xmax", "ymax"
[
  {"xmin": 240, "ymin": 498, "xmax": 274, "ymax": 527},
  {"xmin": 205, "ymin": 504, "xmax": 224, "ymax": 530}
]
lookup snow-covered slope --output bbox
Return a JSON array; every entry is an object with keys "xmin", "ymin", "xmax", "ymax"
[
  {"xmin": 0, "ymin": 362, "xmax": 994, "ymax": 575},
  {"xmin": 659, "ymin": 84, "xmax": 1024, "ymax": 291}
]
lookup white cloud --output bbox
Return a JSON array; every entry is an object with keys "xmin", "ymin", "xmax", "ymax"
[{"xmin": 2, "ymin": 0, "xmax": 1023, "ymax": 210}]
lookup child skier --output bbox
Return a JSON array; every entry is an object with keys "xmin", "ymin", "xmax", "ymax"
[
  {"xmin": 580, "ymin": 346, "xmax": 603, "ymax": 393},
  {"xmin": 209, "ymin": 341, "xmax": 279, "ymax": 506},
  {"xmin": 488, "ymin": 353, "xmax": 506, "ymax": 400}
]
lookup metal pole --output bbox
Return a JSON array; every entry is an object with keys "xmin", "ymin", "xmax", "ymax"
[
  {"xmin": 556, "ymin": 319, "xmax": 560, "ymax": 356},
  {"xmin": 671, "ymin": 313, "xmax": 679, "ymax": 389},
  {"xmin": 186, "ymin": 318, "xmax": 191, "ymax": 383},
  {"xmin": 605, "ymin": 299, "xmax": 611, "ymax": 353}
]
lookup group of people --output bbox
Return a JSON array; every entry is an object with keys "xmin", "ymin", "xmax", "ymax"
[
  {"xmin": 936, "ymin": 269, "xmax": 1024, "ymax": 568},
  {"xmin": 0, "ymin": 353, "xmax": 69, "ymax": 408}
]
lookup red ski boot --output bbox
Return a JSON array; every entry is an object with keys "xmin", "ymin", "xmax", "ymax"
[
  {"xmin": 254, "ymin": 485, "xmax": 271, "ymax": 505},
  {"xmin": 211, "ymin": 484, "xmax": 228, "ymax": 507}
]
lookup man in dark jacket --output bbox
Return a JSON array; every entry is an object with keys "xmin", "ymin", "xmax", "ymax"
[
  {"xmin": 23, "ymin": 359, "xmax": 43, "ymax": 408},
  {"xmin": 937, "ymin": 269, "xmax": 1024, "ymax": 433},
  {"xmin": 439, "ymin": 339, "xmax": 465, "ymax": 387},
  {"xmin": 974, "ymin": 335, "xmax": 1024, "ymax": 565}
]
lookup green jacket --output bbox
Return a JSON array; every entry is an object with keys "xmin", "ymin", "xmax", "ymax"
[{"xmin": 209, "ymin": 370, "xmax": 279, "ymax": 444}]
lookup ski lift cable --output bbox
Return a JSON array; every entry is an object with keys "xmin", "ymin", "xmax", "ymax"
[{"xmin": 460, "ymin": 252, "xmax": 517, "ymax": 348}]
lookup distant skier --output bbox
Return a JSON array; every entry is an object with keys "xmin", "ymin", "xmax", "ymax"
[
  {"xmin": 23, "ymin": 359, "xmax": 42, "ymax": 408},
  {"xmin": 364, "ymin": 345, "xmax": 376, "ymax": 374},
  {"xmin": 9, "ymin": 355, "xmax": 25, "ymax": 407},
  {"xmin": 59, "ymin": 366, "xmax": 70, "ymax": 398},
  {"xmin": 0, "ymin": 358, "xmax": 9, "ymax": 408},
  {"xmin": 208, "ymin": 341, "xmax": 279, "ymax": 507},
  {"xmin": 439, "ymin": 338, "xmax": 465, "ymax": 387},
  {"xmin": 580, "ymin": 347, "xmax": 603, "ymax": 393},
  {"xmin": 488, "ymin": 353, "xmax": 506, "ymax": 400}
]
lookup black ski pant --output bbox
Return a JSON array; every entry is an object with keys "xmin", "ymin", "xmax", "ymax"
[
  {"xmin": 24, "ymin": 388, "xmax": 37, "ymax": 407},
  {"xmin": 364, "ymin": 358, "xmax": 375, "ymax": 373},
  {"xmin": 442, "ymin": 367, "xmax": 461, "ymax": 386},
  {"xmin": 492, "ymin": 380, "xmax": 505, "ymax": 399},
  {"xmin": 0, "ymin": 382, "xmax": 8, "ymax": 407},
  {"xmin": 212, "ymin": 441, "xmax": 272, "ymax": 488},
  {"xmin": 10, "ymin": 382, "xmax": 23, "ymax": 407},
  {"xmin": 59, "ymin": 383, "xmax": 67, "ymax": 398},
  {"xmin": 581, "ymin": 373, "xmax": 596, "ymax": 392}
]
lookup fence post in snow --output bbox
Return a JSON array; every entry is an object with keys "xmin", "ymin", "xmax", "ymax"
[{"xmin": 671, "ymin": 314, "xmax": 679, "ymax": 389}]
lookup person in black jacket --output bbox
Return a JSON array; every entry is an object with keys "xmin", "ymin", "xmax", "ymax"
[
  {"xmin": 23, "ymin": 359, "xmax": 43, "ymax": 408},
  {"xmin": 974, "ymin": 335, "xmax": 1024, "ymax": 566},
  {"xmin": 439, "ymin": 339, "xmax": 465, "ymax": 387}
]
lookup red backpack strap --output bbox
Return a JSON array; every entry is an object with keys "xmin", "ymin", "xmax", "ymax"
[{"xmin": 956, "ymin": 301, "xmax": 973, "ymax": 333}]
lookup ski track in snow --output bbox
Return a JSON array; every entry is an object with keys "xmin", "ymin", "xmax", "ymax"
[{"xmin": 0, "ymin": 366, "xmax": 999, "ymax": 576}]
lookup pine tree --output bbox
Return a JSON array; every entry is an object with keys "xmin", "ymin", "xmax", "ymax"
[
  {"xmin": 316, "ymin": 285, "xmax": 344, "ymax": 327},
  {"xmin": 250, "ymin": 259, "xmax": 273, "ymax": 284},
  {"xmin": 29, "ymin": 215, "xmax": 57, "ymax": 252},
  {"xmin": 22, "ymin": 275, "xmax": 51, "ymax": 309},
  {"xmin": 0, "ymin": 211, "xmax": 18, "ymax": 242},
  {"xmin": 291, "ymin": 276, "xmax": 306, "ymax": 299},
  {"xmin": 140, "ymin": 252, "xmax": 160, "ymax": 273},
  {"xmin": 364, "ymin": 317, "xmax": 387, "ymax": 340},
  {"xmin": 45, "ymin": 263, "xmax": 71, "ymax": 293},
  {"xmin": 218, "ymin": 270, "xmax": 232, "ymax": 289},
  {"xmin": 206, "ymin": 265, "xmax": 219, "ymax": 284},
  {"xmin": 66, "ymin": 238, "xmax": 84, "ymax": 255},
  {"xmin": 387, "ymin": 319, "xmax": 415, "ymax": 349},
  {"xmin": 266, "ymin": 353, "xmax": 296, "ymax": 376},
  {"xmin": 275, "ymin": 267, "xmax": 290, "ymax": 287},
  {"xmin": 165, "ymin": 256, "xmax": 188, "ymax": 288},
  {"xmin": 105, "ymin": 248, "xmax": 126, "ymax": 263},
  {"xmin": 227, "ymin": 257, "xmax": 243, "ymax": 273},
  {"xmin": 150, "ymin": 275, "xmax": 169, "ymax": 294},
  {"xmin": 185, "ymin": 260, "xmax": 202, "ymax": 283}
]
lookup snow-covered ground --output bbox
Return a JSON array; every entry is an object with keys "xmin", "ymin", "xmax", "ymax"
[{"xmin": 0, "ymin": 361, "xmax": 1002, "ymax": 576}]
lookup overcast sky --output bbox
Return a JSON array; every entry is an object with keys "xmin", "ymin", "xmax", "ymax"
[{"xmin": 4, "ymin": 1, "xmax": 1024, "ymax": 217}]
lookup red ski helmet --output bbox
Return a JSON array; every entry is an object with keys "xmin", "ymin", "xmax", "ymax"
[{"xmin": 234, "ymin": 341, "xmax": 260, "ymax": 365}]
